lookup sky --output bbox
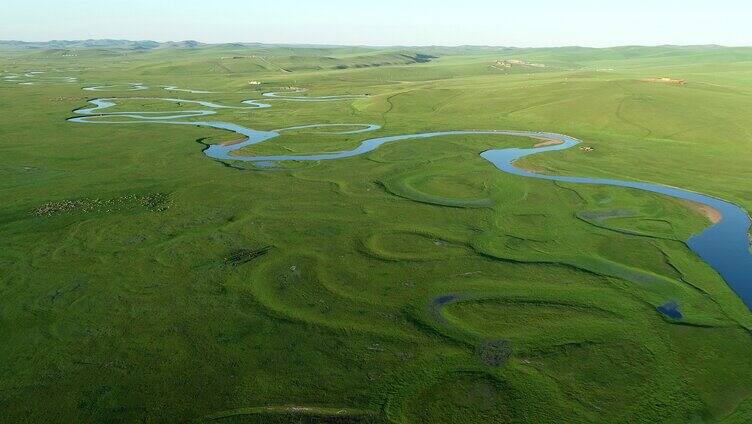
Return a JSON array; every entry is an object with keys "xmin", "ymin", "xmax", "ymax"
[{"xmin": 1, "ymin": 0, "xmax": 750, "ymax": 47}]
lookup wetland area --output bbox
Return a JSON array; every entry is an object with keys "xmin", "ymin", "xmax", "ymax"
[{"xmin": 2, "ymin": 42, "xmax": 752, "ymax": 423}]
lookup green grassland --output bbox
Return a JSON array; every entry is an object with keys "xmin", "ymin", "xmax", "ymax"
[{"xmin": 1, "ymin": 43, "xmax": 751, "ymax": 422}]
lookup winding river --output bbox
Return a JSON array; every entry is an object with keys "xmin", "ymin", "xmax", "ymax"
[{"xmin": 68, "ymin": 91, "xmax": 752, "ymax": 310}]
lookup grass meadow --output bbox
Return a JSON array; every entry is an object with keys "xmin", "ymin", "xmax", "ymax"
[{"xmin": 1, "ymin": 44, "xmax": 751, "ymax": 422}]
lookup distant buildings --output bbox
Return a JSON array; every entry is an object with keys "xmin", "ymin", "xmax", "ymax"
[
  {"xmin": 491, "ymin": 59, "xmax": 547, "ymax": 71},
  {"xmin": 643, "ymin": 77, "xmax": 686, "ymax": 85}
]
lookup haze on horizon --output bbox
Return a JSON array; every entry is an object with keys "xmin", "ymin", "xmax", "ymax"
[{"xmin": 2, "ymin": 0, "xmax": 750, "ymax": 48}]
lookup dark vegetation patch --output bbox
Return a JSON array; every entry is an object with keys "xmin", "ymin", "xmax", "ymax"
[
  {"xmin": 205, "ymin": 413, "xmax": 380, "ymax": 424},
  {"xmin": 200, "ymin": 406, "xmax": 382, "ymax": 423},
  {"xmin": 476, "ymin": 339, "xmax": 513, "ymax": 366},
  {"xmin": 32, "ymin": 192, "xmax": 170, "ymax": 216},
  {"xmin": 429, "ymin": 294, "xmax": 460, "ymax": 324},
  {"xmin": 331, "ymin": 53, "xmax": 437, "ymax": 70},
  {"xmin": 224, "ymin": 246, "xmax": 273, "ymax": 267},
  {"xmin": 408, "ymin": 53, "xmax": 438, "ymax": 63}
]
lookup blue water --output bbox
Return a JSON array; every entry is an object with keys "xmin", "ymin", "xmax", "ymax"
[
  {"xmin": 657, "ymin": 301, "xmax": 684, "ymax": 320},
  {"xmin": 68, "ymin": 94, "xmax": 752, "ymax": 309}
]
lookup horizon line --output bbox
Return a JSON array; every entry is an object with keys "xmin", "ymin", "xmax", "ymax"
[{"xmin": 1, "ymin": 38, "xmax": 749, "ymax": 50}]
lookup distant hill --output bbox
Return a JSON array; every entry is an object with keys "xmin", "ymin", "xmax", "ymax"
[
  {"xmin": 0, "ymin": 39, "xmax": 358, "ymax": 50},
  {"xmin": 0, "ymin": 39, "xmax": 742, "ymax": 54},
  {"xmin": 2, "ymin": 40, "xmax": 750, "ymax": 73},
  {"xmin": 0, "ymin": 39, "xmax": 167, "ymax": 50}
]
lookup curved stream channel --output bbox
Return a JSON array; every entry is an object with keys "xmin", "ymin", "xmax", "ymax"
[{"xmin": 68, "ymin": 92, "xmax": 752, "ymax": 310}]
